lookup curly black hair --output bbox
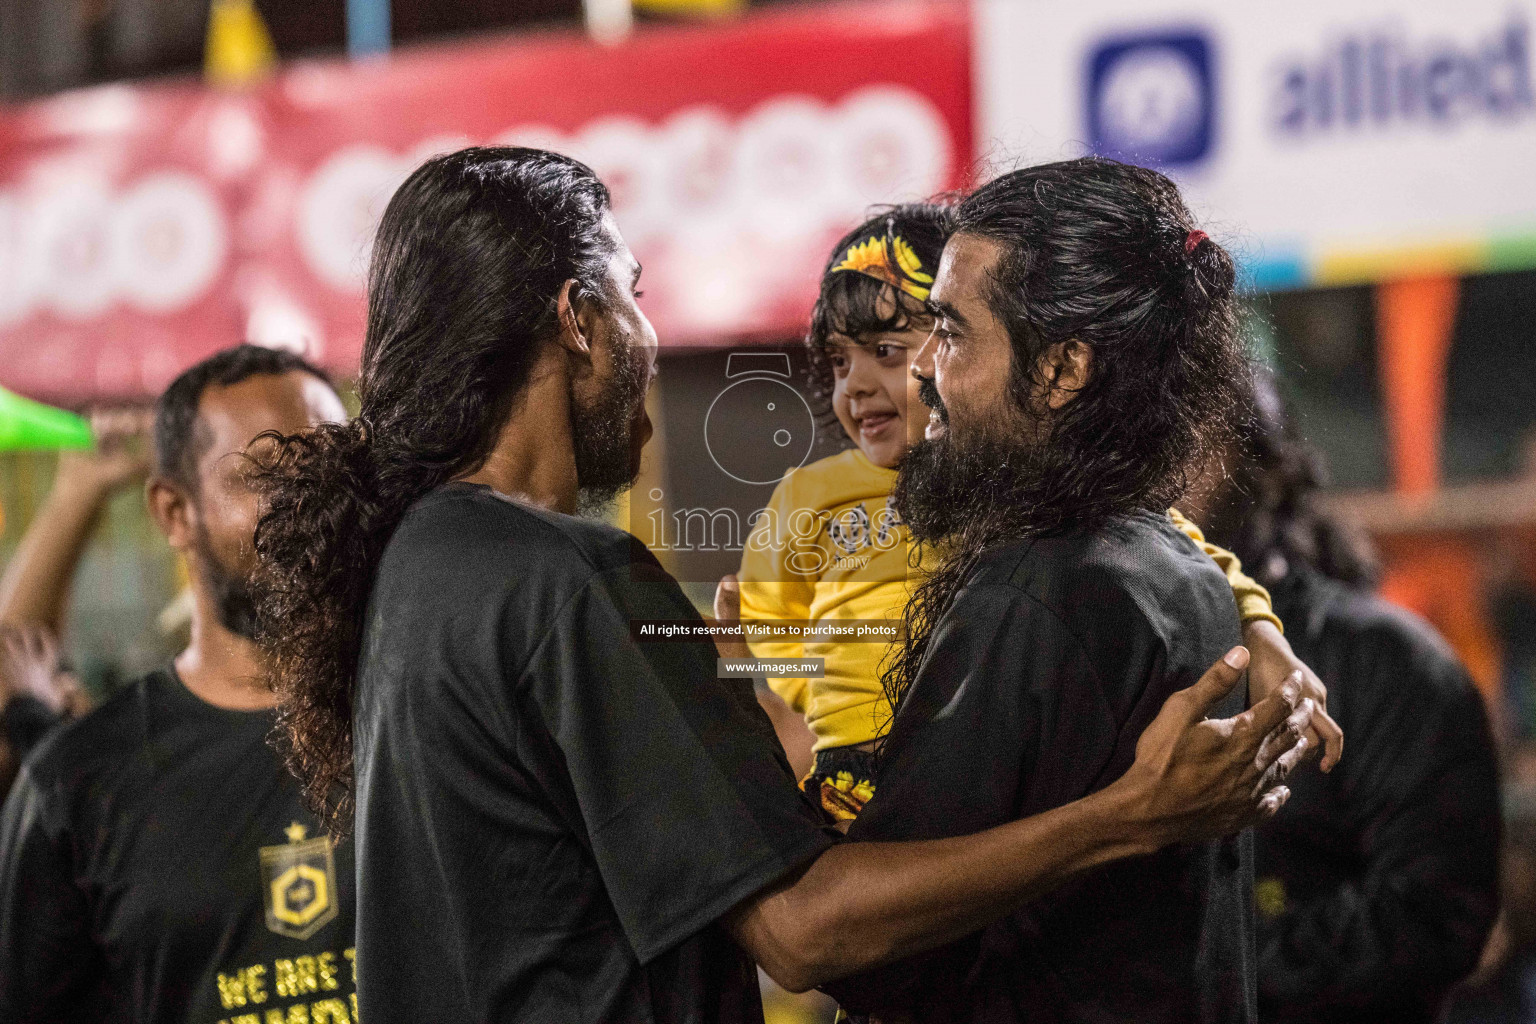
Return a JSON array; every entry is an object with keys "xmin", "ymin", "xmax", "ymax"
[
  {"xmin": 1206, "ymin": 368, "xmax": 1380, "ymax": 590},
  {"xmin": 248, "ymin": 147, "xmax": 616, "ymax": 834}
]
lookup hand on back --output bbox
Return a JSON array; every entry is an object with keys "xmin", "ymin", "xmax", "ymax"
[{"xmin": 1117, "ymin": 645, "xmax": 1314, "ymax": 845}]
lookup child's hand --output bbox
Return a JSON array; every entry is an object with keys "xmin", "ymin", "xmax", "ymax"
[{"xmin": 1243, "ymin": 619, "xmax": 1342, "ymax": 772}]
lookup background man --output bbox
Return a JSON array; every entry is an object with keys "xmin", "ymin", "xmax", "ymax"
[
  {"xmin": 0, "ymin": 345, "xmax": 358, "ymax": 1024},
  {"xmin": 1187, "ymin": 372, "xmax": 1501, "ymax": 1024}
]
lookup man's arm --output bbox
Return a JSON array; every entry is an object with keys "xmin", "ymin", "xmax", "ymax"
[
  {"xmin": 532, "ymin": 568, "xmax": 1308, "ymax": 993},
  {"xmin": 0, "ymin": 409, "xmax": 151, "ymax": 631},
  {"xmin": 726, "ymin": 650, "xmax": 1314, "ymax": 992},
  {"xmin": 0, "ymin": 408, "xmax": 138, "ymax": 793}
]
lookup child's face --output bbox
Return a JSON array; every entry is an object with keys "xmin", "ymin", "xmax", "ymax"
[{"xmin": 827, "ymin": 321, "xmax": 933, "ymax": 469}]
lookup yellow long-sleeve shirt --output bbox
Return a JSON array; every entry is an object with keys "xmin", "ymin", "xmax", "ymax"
[{"xmin": 738, "ymin": 447, "xmax": 1279, "ymax": 752}]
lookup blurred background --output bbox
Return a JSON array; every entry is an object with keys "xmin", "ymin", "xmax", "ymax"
[{"xmin": 0, "ymin": 0, "xmax": 1532, "ymax": 1020}]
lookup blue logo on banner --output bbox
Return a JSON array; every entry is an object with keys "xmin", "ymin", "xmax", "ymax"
[{"xmin": 1087, "ymin": 31, "xmax": 1215, "ymax": 167}]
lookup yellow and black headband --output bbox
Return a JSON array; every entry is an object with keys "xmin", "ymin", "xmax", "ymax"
[{"xmin": 829, "ymin": 219, "xmax": 934, "ymax": 302}]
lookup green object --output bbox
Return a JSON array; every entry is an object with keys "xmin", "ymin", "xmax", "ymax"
[{"xmin": 0, "ymin": 386, "xmax": 93, "ymax": 451}]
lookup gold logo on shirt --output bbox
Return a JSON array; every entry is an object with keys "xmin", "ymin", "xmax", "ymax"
[
  {"xmin": 1255, "ymin": 875, "xmax": 1288, "ymax": 919},
  {"xmin": 259, "ymin": 822, "xmax": 338, "ymax": 940}
]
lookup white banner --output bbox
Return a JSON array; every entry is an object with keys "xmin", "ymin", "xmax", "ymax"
[{"xmin": 977, "ymin": 0, "xmax": 1536, "ymax": 287}]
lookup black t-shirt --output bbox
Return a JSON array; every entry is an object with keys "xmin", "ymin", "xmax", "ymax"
[
  {"xmin": 1256, "ymin": 567, "xmax": 1500, "ymax": 1024},
  {"xmin": 830, "ymin": 511, "xmax": 1255, "ymax": 1024},
  {"xmin": 0, "ymin": 667, "xmax": 357, "ymax": 1024},
  {"xmin": 353, "ymin": 483, "xmax": 836, "ymax": 1024}
]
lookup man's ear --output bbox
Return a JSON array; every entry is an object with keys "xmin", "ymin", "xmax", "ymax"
[
  {"xmin": 1039, "ymin": 339, "xmax": 1094, "ymax": 410},
  {"xmin": 553, "ymin": 278, "xmax": 596, "ymax": 360},
  {"xmin": 146, "ymin": 476, "xmax": 195, "ymax": 553}
]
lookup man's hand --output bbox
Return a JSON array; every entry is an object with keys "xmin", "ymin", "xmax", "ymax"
[
  {"xmin": 727, "ymin": 645, "xmax": 1314, "ymax": 995},
  {"xmin": 1114, "ymin": 646, "xmax": 1314, "ymax": 848},
  {"xmin": 712, "ymin": 574, "xmax": 752, "ymax": 660},
  {"xmin": 1243, "ymin": 618, "xmax": 1343, "ymax": 772},
  {"xmin": 53, "ymin": 408, "xmax": 153, "ymax": 500},
  {"xmin": 0, "ymin": 624, "xmax": 81, "ymax": 717}
]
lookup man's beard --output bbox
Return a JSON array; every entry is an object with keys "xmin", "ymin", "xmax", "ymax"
[
  {"xmin": 571, "ymin": 336, "xmax": 649, "ymax": 516},
  {"xmin": 893, "ymin": 415, "xmax": 1051, "ymax": 547},
  {"xmin": 193, "ymin": 528, "xmax": 260, "ymax": 642}
]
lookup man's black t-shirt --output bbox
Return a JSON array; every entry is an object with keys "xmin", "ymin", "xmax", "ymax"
[
  {"xmin": 0, "ymin": 668, "xmax": 357, "ymax": 1024},
  {"xmin": 1256, "ymin": 566, "xmax": 1499, "ymax": 1024},
  {"xmin": 352, "ymin": 483, "xmax": 836, "ymax": 1024},
  {"xmin": 830, "ymin": 511, "xmax": 1255, "ymax": 1024}
]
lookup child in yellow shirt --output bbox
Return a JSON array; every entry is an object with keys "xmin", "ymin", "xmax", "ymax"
[{"xmin": 733, "ymin": 205, "xmax": 1291, "ymax": 822}]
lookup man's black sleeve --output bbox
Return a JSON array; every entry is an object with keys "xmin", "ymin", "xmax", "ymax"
[
  {"xmin": 0, "ymin": 763, "xmax": 104, "ymax": 1024},
  {"xmin": 517, "ymin": 567, "xmax": 838, "ymax": 965},
  {"xmin": 1258, "ymin": 619, "xmax": 1501, "ymax": 1021}
]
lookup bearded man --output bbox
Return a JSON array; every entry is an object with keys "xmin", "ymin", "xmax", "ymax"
[
  {"xmin": 0, "ymin": 346, "xmax": 357, "ymax": 1023},
  {"xmin": 829, "ymin": 160, "xmax": 1295, "ymax": 1024}
]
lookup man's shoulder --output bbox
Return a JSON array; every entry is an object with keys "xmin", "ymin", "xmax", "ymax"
[
  {"xmin": 23, "ymin": 670, "xmax": 162, "ymax": 791},
  {"xmin": 976, "ymin": 512, "xmax": 1230, "ymax": 624},
  {"xmin": 954, "ymin": 513, "xmax": 1240, "ymax": 714},
  {"xmin": 385, "ymin": 483, "xmax": 660, "ymax": 592},
  {"xmin": 1335, "ymin": 585, "xmax": 1457, "ymax": 663}
]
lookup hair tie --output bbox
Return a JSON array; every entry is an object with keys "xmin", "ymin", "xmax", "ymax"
[{"xmin": 1184, "ymin": 230, "xmax": 1209, "ymax": 254}]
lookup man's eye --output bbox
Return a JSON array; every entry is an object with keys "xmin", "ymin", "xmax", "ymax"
[
  {"xmin": 874, "ymin": 344, "xmax": 896, "ymax": 359},
  {"xmin": 632, "ymin": 290, "xmax": 645, "ymax": 300}
]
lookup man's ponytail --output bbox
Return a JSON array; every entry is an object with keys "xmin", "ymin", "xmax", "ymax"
[
  {"xmin": 252, "ymin": 421, "xmax": 409, "ymax": 830},
  {"xmin": 250, "ymin": 147, "xmax": 615, "ymax": 835}
]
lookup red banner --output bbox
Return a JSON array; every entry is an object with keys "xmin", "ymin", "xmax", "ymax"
[{"xmin": 0, "ymin": 1, "xmax": 971, "ymax": 402}]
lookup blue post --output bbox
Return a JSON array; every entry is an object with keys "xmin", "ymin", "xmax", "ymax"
[{"xmin": 347, "ymin": 0, "xmax": 390, "ymax": 57}]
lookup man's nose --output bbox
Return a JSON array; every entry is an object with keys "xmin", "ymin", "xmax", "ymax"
[{"xmin": 910, "ymin": 330, "xmax": 937, "ymax": 383}]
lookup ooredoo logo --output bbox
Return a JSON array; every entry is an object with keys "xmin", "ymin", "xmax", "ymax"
[
  {"xmin": 295, "ymin": 85, "xmax": 952, "ymax": 293},
  {"xmin": 0, "ymin": 173, "xmax": 228, "ymax": 326},
  {"xmin": 1086, "ymin": 30, "xmax": 1216, "ymax": 168}
]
